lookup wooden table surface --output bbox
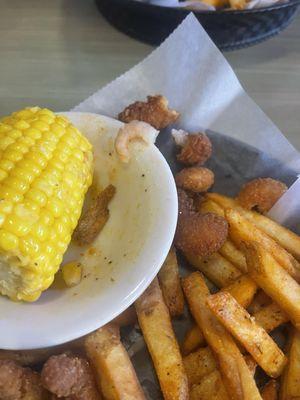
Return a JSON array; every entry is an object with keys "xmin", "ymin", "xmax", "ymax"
[{"xmin": 0, "ymin": 0, "xmax": 299, "ymax": 149}]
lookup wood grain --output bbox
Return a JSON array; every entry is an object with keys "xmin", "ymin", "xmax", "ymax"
[{"xmin": 0, "ymin": 0, "xmax": 299, "ymax": 148}]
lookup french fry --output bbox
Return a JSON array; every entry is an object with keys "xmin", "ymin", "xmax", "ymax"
[
  {"xmin": 182, "ymin": 272, "xmax": 262, "ymax": 400},
  {"xmin": 207, "ymin": 292, "xmax": 287, "ymax": 378},
  {"xmin": 221, "ymin": 275, "xmax": 257, "ymax": 308},
  {"xmin": 158, "ymin": 248, "xmax": 185, "ymax": 317},
  {"xmin": 280, "ymin": 328, "xmax": 300, "ymax": 400},
  {"xmin": 261, "ymin": 380, "xmax": 278, "ymax": 400},
  {"xmin": 253, "ymin": 302, "xmax": 288, "ymax": 332},
  {"xmin": 183, "ymin": 346, "xmax": 217, "ymax": 386},
  {"xmin": 199, "ymin": 199, "xmax": 247, "ymax": 273},
  {"xmin": 186, "ymin": 252, "xmax": 242, "ymax": 288},
  {"xmin": 229, "ymin": 0, "xmax": 247, "ymax": 9},
  {"xmin": 198, "ymin": 197, "xmax": 225, "ymax": 217},
  {"xmin": 113, "ymin": 306, "xmax": 137, "ymax": 327},
  {"xmin": 182, "ymin": 275, "xmax": 257, "ymax": 356},
  {"xmin": 225, "ymin": 208, "xmax": 300, "ymax": 282},
  {"xmin": 245, "ymin": 242, "xmax": 300, "ymax": 330},
  {"xmin": 220, "ymin": 241, "xmax": 248, "ymax": 273},
  {"xmin": 248, "ymin": 290, "xmax": 272, "ymax": 314},
  {"xmin": 182, "ymin": 324, "xmax": 205, "ymax": 355},
  {"xmin": 135, "ymin": 278, "xmax": 188, "ymax": 400},
  {"xmin": 207, "ymin": 192, "xmax": 300, "ymax": 262},
  {"xmin": 85, "ymin": 323, "xmax": 145, "ymax": 400},
  {"xmin": 244, "ymin": 355, "xmax": 257, "ymax": 377},
  {"xmin": 189, "ymin": 370, "xmax": 229, "ymax": 400}
]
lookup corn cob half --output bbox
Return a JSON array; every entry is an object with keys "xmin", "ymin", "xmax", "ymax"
[{"xmin": 0, "ymin": 107, "xmax": 93, "ymax": 301}]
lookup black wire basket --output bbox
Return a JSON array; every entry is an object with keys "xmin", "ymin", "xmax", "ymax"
[{"xmin": 95, "ymin": 0, "xmax": 300, "ymax": 50}]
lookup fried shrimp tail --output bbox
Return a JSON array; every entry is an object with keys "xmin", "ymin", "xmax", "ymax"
[{"xmin": 115, "ymin": 120, "xmax": 158, "ymax": 163}]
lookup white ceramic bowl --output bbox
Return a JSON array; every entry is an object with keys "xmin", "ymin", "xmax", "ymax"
[{"xmin": 0, "ymin": 112, "xmax": 177, "ymax": 350}]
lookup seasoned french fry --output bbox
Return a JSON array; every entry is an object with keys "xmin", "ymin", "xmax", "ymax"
[
  {"xmin": 135, "ymin": 278, "xmax": 188, "ymax": 400},
  {"xmin": 248, "ymin": 290, "xmax": 272, "ymax": 314},
  {"xmin": 261, "ymin": 380, "xmax": 278, "ymax": 400},
  {"xmin": 245, "ymin": 242, "xmax": 300, "ymax": 330},
  {"xmin": 85, "ymin": 324, "xmax": 145, "ymax": 400},
  {"xmin": 158, "ymin": 248, "xmax": 185, "ymax": 317},
  {"xmin": 208, "ymin": 192, "xmax": 300, "ymax": 262},
  {"xmin": 199, "ymin": 199, "xmax": 247, "ymax": 273},
  {"xmin": 113, "ymin": 306, "xmax": 137, "ymax": 327},
  {"xmin": 183, "ymin": 346, "xmax": 217, "ymax": 386},
  {"xmin": 280, "ymin": 328, "xmax": 300, "ymax": 400},
  {"xmin": 198, "ymin": 197, "xmax": 225, "ymax": 216},
  {"xmin": 182, "ymin": 275, "xmax": 257, "ymax": 356},
  {"xmin": 182, "ymin": 324, "xmax": 205, "ymax": 355},
  {"xmin": 225, "ymin": 208, "xmax": 300, "ymax": 282},
  {"xmin": 221, "ymin": 275, "xmax": 257, "ymax": 308},
  {"xmin": 207, "ymin": 292, "xmax": 287, "ymax": 378},
  {"xmin": 220, "ymin": 241, "xmax": 248, "ymax": 273},
  {"xmin": 190, "ymin": 370, "xmax": 229, "ymax": 400},
  {"xmin": 244, "ymin": 355, "xmax": 257, "ymax": 377},
  {"xmin": 182, "ymin": 272, "xmax": 262, "ymax": 400},
  {"xmin": 186, "ymin": 252, "xmax": 242, "ymax": 288},
  {"xmin": 253, "ymin": 302, "xmax": 288, "ymax": 332}
]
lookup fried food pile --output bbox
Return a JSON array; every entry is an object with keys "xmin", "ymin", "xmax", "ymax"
[{"xmin": 1, "ymin": 95, "xmax": 299, "ymax": 399}]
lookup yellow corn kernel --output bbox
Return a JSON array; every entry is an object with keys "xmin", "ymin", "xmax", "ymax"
[
  {"xmin": 0, "ymin": 107, "xmax": 93, "ymax": 301},
  {"xmin": 62, "ymin": 261, "xmax": 82, "ymax": 287}
]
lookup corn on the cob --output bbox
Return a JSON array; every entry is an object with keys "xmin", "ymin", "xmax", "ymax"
[{"xmin": 0, "ymin": 107, "xmax": 93, "ymax": 301}]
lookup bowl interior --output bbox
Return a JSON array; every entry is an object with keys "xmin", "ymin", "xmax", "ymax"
[{"xmin": 0, "ymin": 112, "xmax": 177, "ymax": 350}]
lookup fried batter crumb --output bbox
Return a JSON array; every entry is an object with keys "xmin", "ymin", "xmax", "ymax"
[
  {"xmin": 175, "ymin": 167, "xmax": 214, "ymax": 193},
  {"xmin": 237, "ymin": 177, "xmax": 287, "ymax": 213},
  {"xmin": 118, "ymin": 95, "xmax": 179, "ymax": 129},
  {"xmin": 175, "ymin": 212, "xmax": 228, "ymax": 257},
  {"xmin": 41, "ymin": 353, "xmax": 100, "ymax": 400},
  {"xmin": 73, "ymin": 184, "xmax": 116, "ymax": 246},
  {"xmin": 175, "ymin": 132, "xmax": 212, "ymax": 166}
]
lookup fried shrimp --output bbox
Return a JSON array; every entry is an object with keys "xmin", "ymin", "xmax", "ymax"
[
  {"xmin": 73, "ymin": 184, "xmax": 116, "ymax": 246},
  {"xmin": 0, "ymin": 359, "xmax": 46, "ymax": 400},
  {"xmin": 175, "ymin": 167, "xmax": 214, "ymax": 193},
  {"xmin": 41, "ymin": 354, "xmax": 100, "ymax": 400},
  {"xmin": 175, "ymin": 212, "xmax": 228, "ymax": 257},
  {"xmin": 177, "ymin": 188, "xmax": 196, "ymax": 217},
  {"xmin": 118, "ymin": 95, "xmax": 179, "ymax": 129},
  {"xmin": 115, "ymin": 120, "xmax": 158, "ymax": 163},
  {"xmin": 172, "ymin": 130, "xmax": 212, "ymax": 166},
  {"xmin": 237, "ymin": 178, "xmax": 287, "ymax": 213}
]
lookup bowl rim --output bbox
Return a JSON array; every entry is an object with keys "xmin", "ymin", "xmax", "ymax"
[{"xmin": 121, "ymin": 0, "xmax": 300, "ymax": 15}]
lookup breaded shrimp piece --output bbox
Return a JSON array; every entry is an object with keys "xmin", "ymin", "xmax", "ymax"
[
  {"xmin": 73, "ymin": 185, "xmax": 116, "ymax": 246},
  {"xmin": 175, "ymin": 167, "xmax": 214, "ymax": 193},
  {"xmin": 237, "ymin": 178, "xmax": 287, "ymax": 213},
  {"xmin": 0, "ymin": 359, "xmax": 22, "ymax": 400},
  {"xmin": 172, "ymin": 130, "xmax": 212, "ymax": 166},
  {"xmin": 41, "ymin": 354, "xmax": 100, "ymax": 400},
  {"xmin": 0, "ymin": 360, "xmax": 47, "ymax": 400},
  {"xmin": 175, "ymin": 212, "xmax": 228, "ymax": 257},
  {"xmin": 118, "ymin": 95, "xmax": 179, "ymax": 129}
]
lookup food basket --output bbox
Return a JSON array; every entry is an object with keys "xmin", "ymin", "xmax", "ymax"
[{"xmin": 95, "ymin": 0, "xmax": 300, "ymax": 50}]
